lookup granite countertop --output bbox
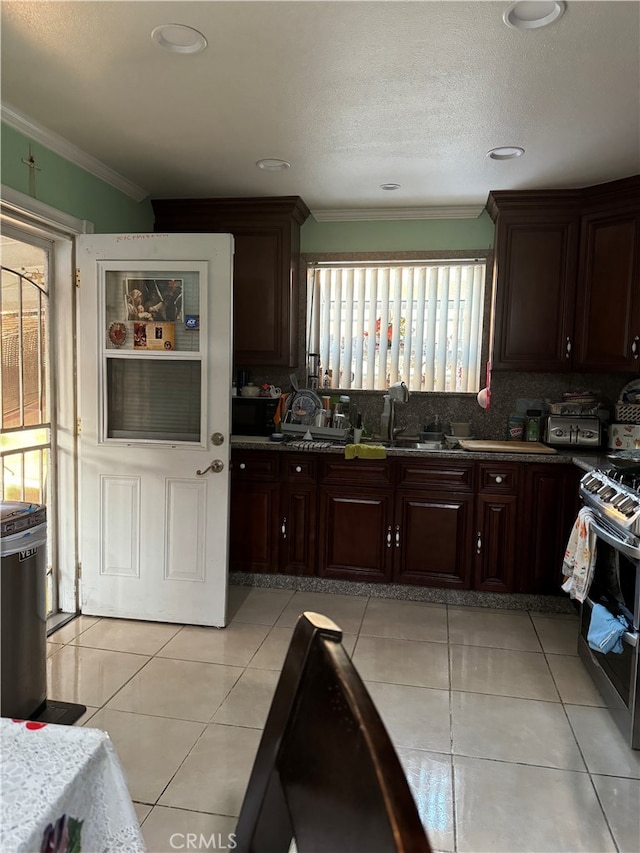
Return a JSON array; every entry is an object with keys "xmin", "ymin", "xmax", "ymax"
[{"xmin": 231, "ymin": 435, "xmax": 607, "ymax": 467}]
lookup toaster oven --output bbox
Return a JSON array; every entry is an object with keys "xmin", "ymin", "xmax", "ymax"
[{"xmin": 545, "ymin": 415, "xmax": 601, "ymax": 447}]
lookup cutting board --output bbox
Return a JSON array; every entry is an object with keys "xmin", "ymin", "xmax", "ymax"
[{"xmin": 458, "ymin": 440, "xmax": 557, "ymax": 454}]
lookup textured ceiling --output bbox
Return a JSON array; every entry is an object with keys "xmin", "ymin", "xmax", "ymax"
[{"xmin": 1, "ymin": 1, "xmax": 639, "ymax": 213}]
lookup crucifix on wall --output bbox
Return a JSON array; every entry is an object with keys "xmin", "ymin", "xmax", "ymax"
[{"xmin": 21, "ymin": 145, "xmax": 41, "ymax": 198}]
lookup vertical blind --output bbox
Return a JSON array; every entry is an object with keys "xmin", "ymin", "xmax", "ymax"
[{"xmin": 307, "ymin": 261, "xmax": 486, "ymax": 392}]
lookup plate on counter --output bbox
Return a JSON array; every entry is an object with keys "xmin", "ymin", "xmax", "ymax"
[{"xmin": 287, "ymin": 389, "xmax": 322, "ymax": 425}]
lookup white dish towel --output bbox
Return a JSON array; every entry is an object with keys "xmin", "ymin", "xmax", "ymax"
[{"xmin": 561, "ymin": 506, "xmax": 597, "ymax": 603}]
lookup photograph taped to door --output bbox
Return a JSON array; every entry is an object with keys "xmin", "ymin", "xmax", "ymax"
[{"xmin": 125, "ymin": 278, "xmax": 183, "ymax": 323}]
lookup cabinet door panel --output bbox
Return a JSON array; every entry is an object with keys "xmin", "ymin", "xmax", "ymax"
[
  {"xmin": 318, "ymin": 488, "xmax": 392, "ymax": 582},
  {"xmin": 229, "ymin": 481, "xmax": 280, "ymax": 573},
  {"xmin": 474, "ymin": 495, "xmax": 517, "ymax": 593},
  {"xmin": 574, "ymin": 214, "xmax": 640, "ymax": 371},
  {"xmin": 394, "ymin": 492, "xmax": 473, "ymax": 588},
  {"xmin": 519, "ymin": 465, "xmax": 579, "ymax": 594},
  {"xmin": 232, "ymin": 230, "xmax": 289, "ymax": 364},
  {"xmin": 492, "ymin": 218, "xmax": 579, "ymax": 370},
  {"xmin": 280, "ymin": 485, "xmax": 316, "ymax": 576}
]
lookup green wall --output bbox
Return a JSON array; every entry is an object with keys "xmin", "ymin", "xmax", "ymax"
[
  {"xmin": 301, "ymin": 212, "xmax": 495, "ymax": 253},
  {"xmin": 1, "ymin": 124, "xmax": 154, "ymax": 232}
]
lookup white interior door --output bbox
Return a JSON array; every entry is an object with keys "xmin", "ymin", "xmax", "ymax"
[{"xmin": 76, "ymin": 233, "xmax": 233, "ymax": 627}]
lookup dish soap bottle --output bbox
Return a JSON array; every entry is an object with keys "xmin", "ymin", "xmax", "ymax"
[{"xmin": 380, "ymin": 395, "xmax": 392, "ymax": 441}]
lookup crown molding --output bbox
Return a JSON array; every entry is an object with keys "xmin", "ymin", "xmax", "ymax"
[
  {"xmin": 309, "ymin": 205, "xmax": 485, "ymax": 222},
  {"xmin": 1, "ymin": 184, "xmax": 93, "ymax": 236},
  {"xmin": 1, "ymin": 102, "xmax": 149, "ymax": 202}
]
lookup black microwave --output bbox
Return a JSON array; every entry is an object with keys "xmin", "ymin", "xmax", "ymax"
[{"xmin": 231, "ymin": 396, "xmax": 278, "ymax": 436}]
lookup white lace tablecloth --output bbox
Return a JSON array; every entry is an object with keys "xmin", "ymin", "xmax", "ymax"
[{"xmin": 0, "ymin": 717, "xmax": 145, "ymax": 852}]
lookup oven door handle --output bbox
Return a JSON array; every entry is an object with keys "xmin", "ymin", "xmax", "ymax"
[
  {"xmin": 589, "ymin": 518, "xmax": 640, "ymax": 561},
  {"xmin": 583, "ymin": 597, "xmax": 638, "ymax": 647}
]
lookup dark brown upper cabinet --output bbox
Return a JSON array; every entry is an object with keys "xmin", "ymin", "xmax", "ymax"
[
  {"xmin": 487, "ymin": 176, "xmax": 640, "ymax": 372},
  {"xmin": 574, "ymin": 184, "xmax": 640, "ymax": 372},
  {"xmin": 152, "ymin": 196, "xmax": 311, "ymax": 367}
]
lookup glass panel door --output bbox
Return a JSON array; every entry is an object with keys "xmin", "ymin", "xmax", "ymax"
[{"xmin": 1, "ymin": 237, "xmax": 57, "ymax": 614}]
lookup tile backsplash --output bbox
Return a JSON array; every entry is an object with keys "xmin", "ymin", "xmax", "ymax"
[{"xmin": 241, "ymin": 368, "xmax": 630, "ymax": 441}]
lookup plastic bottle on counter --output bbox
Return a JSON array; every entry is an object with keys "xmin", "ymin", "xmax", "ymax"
[
  {"xmin": 526, "ymin": 409, "xmax": 543, "ymax": 442},
  {"xmin": 508, "ymin": 413, "xmax": 525, "ymax": 441}
]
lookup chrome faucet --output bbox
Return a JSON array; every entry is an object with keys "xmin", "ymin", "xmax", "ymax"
[{"xmin": 386, "ymin": 381, "xmax": 410, "ymax": 444}]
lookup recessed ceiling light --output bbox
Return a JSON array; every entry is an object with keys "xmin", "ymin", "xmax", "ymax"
[
  {"xmin": 151, "ymin": 24, "xmax": 207, "ymax": 54},
  {"xmin": 487, "ymin": 146, "xmax": 526, "ymax": 160},
  {"xmin": 380, "ymin": 183, "xmax": 401, "ymax": 191},
  {"xmin": 503, "ymin": 1, "xmax": 566, "ymax": 31},
  {"xmin": 256, "ymin": 159, "xmax": 291, "ymax": 171}
]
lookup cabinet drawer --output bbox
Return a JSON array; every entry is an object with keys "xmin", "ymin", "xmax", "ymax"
[
  {"xmin": 320, "ymin": 458, "xmax": 392, "ymax": 487},
  {"xmin": 478, "ymin": 462, "xmax": 519, "ymax": 493},
  {"xmin": 282, "ymin": 455, "xmax": 317, "ymax": 484},
  {"xmin": 397, "ymin": 460, "xmax": 474, "ymax": 492},
  {"xmin": 231, "ymin": 451, "xmax": 279, "ymax": 480}
]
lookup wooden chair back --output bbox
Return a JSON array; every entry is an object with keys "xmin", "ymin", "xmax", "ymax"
[{"xmin": 235, "ymin": 611, "xmax": 432, "ymax": 853}]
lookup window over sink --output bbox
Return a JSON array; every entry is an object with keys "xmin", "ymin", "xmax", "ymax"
[{"xmin": 306, "ymin": 256, "xmax": 488, "ymax": 393}]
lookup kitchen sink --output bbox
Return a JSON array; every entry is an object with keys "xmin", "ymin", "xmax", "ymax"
[{"xmin": 383, "ymin": 440, "xmax": 444, "ymax": 451}]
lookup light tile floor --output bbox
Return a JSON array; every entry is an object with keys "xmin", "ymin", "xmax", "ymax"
[{"xmin": 47, "ymin": 587, "xmax": 640, "ymax": 853}]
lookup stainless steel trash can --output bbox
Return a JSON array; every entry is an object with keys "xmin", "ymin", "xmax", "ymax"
[{"xmin": 1, "ymin": 501, "xmax": 47, "ymax": 719}]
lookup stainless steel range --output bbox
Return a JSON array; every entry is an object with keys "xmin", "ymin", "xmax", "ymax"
[{"xmin": 578, "ymin": 467, "xmax": 640, "ymax": 748}]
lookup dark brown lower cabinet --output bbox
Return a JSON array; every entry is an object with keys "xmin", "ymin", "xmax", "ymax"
[
  {"xmin": 318, "ymin": 487, "xmax": 393, "ymax": 582},
  {"xmin": 230, "ymin": 479, "xmax": 280, "ymax": 573},
  {"xmin": 393, "ymin": 492, "xmax": 473, "ymax": 588},
  {"xmin": 518, "ymin": 464, "xmax": 580, "ymax": 594},
  {"xmin": 473, "ymin": 462, "xmax": 519, "ymax": 593},
  {"xmin": 279, "ymin": 456, "xmax": 317, "ymax": 576},
  {"xmin": 230, "ymin": 451, "xmax": 317, "ymax": 575},
  {"xmin": 474, "ymin": 495, "xmax": 518, "ymax": 592},
  {"xmin": 230, "ymin": 449, "xmax": 579, "ymax": 594}
]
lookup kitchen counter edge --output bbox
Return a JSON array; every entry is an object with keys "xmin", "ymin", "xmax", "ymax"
[{"xmin": 231, "ymin": 436, "xmax": 606, "ymax": 467}]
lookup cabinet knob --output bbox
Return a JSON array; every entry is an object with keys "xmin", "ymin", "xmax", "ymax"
[
  {"xmin": 494, "ymin": 475, "xmax": 503, "ymax": 484},
  {"xmin": 565, "ymin": 336, "xmax": 572, "ymax": 357},
  {"xmin": 395, "ymin": 524, "xmax": 401, "ymax": 548},
  {"xmin": 476, "ymin": 531, "xmax": 482, "ymax": 554},
  {"xmin": 239, "ymin": 463, "xmax": 246, "ymax": 470},
  {"xmin": 295, "ymin": 465, "xmax": 302, "ymax": 473},
  {"xmin": 633, "ymin": 336, "xmax": 639, "ymax": 358},
  {"xmin": 281, "ymin": 518, "xmax": 287, "ymax": 538},
  {"xmin": 386, "ymin": 525, "xmax": 392, "ymax": 548}
]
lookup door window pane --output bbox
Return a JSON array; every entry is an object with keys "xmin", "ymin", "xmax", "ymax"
[
  {"xmin": 104, "ymin": 270, "xmax": 201, "ymax": 353},
  {"xmin": 106, "ymin": 359, "xmax": 201, "ymax": 442}
]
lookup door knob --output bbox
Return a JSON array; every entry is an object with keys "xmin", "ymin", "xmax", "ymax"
[
  {"xmin": 211, "ymin": 432, "xmax": 225, "ymax": 446},
  {"xmin": 196, "ymin": 459, "xmax": 224, "ymax": 475}
]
